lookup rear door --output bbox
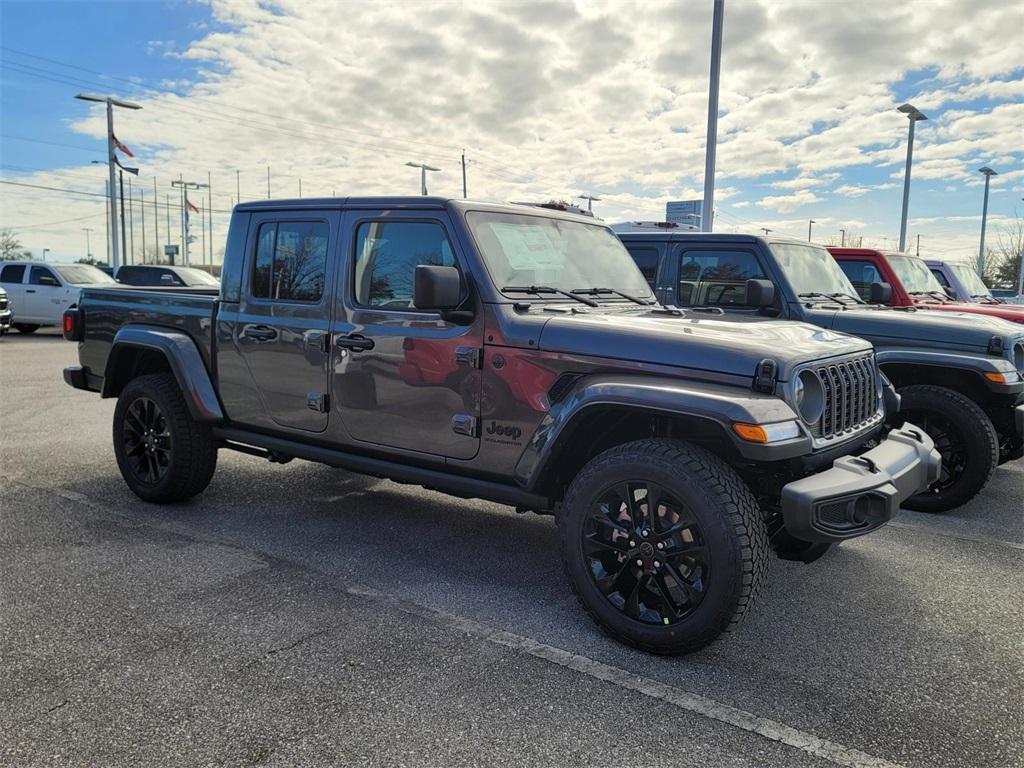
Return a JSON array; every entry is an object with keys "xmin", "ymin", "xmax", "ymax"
[
  {"xmin": 0, "ymin": 264, "xmax": 27, "ymax": 316},
  {"xmin": 331, "ymin": 210, "xmax": 482, "ymax": 460},
  {"xmin": 232, "ymin": 210, "xmax": 338, "ymax": 433}
]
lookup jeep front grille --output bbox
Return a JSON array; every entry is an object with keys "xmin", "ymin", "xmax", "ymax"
[{"xmin": 813, "ymin": 354, "xmax": 878, "ymax": 440}]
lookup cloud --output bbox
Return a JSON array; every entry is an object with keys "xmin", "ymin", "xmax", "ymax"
[{"xmin": 758, "ymin": 189, "xmax": 823, "ymax": 213}]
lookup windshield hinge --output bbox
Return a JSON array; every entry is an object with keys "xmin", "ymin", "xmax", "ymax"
[
  {"xmin": 753, "ymin": 358, "xmax": 778, "ymax": 394},
  {"xmin": 987, "ymin": 336, "xmax": 1004, "ymax": 356}
]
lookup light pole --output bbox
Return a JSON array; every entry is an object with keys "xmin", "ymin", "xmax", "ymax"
[
  {"xmin": 171, "ymin": 179, "xmax": 209, "ymax": 266},
  {"xmin": 42, "ymin": 248, "xmax": 50, "ymax": 262},
  {"xmin": 977, "ymin": 166, "xmax": 997, "ymax": 277},
  {"xmin": 82, "ymin": 228, "xmax": 93, "ymax": 260},
  {"xmin": 701, "ymin": 0, "xmax": 725, "ymax": 232},
  {"xmin": 840, "ymin": 228, "xmax": 847, "ymax": 247},
  {"xmin": 579, "ymin": 194, "xmax": 601, "ymax": 213},
  {"xmin": 761, "ymin": 227, "xmax": 772, "ymax": 237},
  {"xmin": 808, "ymin": 219, "xmax": 816, "ymax": 242},
  {"xmin": 897, "ymin": 103, "xmax": 927, "ymax": 252},
  {"xmin": 74, "ymin": 93, "xmax": 141, "ymax": 272},
  {"xmin": 406, "ymin": 162, "xmax": 441, "ymax": 195}
]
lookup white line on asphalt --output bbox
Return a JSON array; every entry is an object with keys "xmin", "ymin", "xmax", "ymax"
[
  {"xmin": 346, "ymin": 584, "xmax": 908, "ymax": 768},
  {"xmin": 887, "ymin": 521, "xmax": 1024, "ymax": 551}
]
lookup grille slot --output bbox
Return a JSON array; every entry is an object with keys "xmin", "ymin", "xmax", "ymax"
[{"xmin": 813, "ymin": 354, "xmax": 877, "ymax": 440}]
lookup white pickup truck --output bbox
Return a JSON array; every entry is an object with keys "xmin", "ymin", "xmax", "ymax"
[{"xmin": 0, "ymin": 261, "xmax": 115, "ymax": 333}]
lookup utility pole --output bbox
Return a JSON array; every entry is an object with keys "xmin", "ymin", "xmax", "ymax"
[
  {"xmin": 916, "ymin": 234, "xmax": 920, "ymax": 257},
  {"xmin": 200, "ymin": 196, "xmax": 207, "ymax": 264},
  {"xmin": 165, "ymin": 194, "xmax": 171, "ymax": 264},
  {"xmin": 74, "ymin": 93, "xmax": 142, "ymax": 271},
  {"xmin": 977, "ymin": 166, "xmax": 997, "ymax": 276},
  {"xmin": 171, "ymin": 178, "xmax": 209, "ymax": 266},
  {"xmin": 406, "ymin": 162, "xmax": 441, "ymax": 195},
  {"xmin": 840, "ymin": 228, "xmax": 847, "ymax": 247},
  {"xmin": 153, "ymin": 177, "xmax": 159, "ymax": 258},
  {"xmin": 236, "ymin": 169, "xmax": 241, "ymax": 203},
  {"xmin": 140, "ymin": 189, "xmax": 146, "ymax": 262},
  {"xmin": 579, "ymin": 194, "xmax": 601, "ymax": 213},
  {"xmin": 461, "ymin": 150, "xmax": 468, "ymax": 198},
  {"xmin": 119, "ymin": 170, "xmax": 127, "ymax": 266},
  {"xmin": 897, "ymin": 103, "xmax": 927, "ymax": 252},
  {"xmin": 267, "ymin": 166, "xmax": 271, "ymax": 199},
  {"xmin": 701, "ymin": 0, "xmax": 725, "ymax": 232},
  {"xmin": 82, "ymin": 228, "xmax": 93, "ymax": 260},
  {"xmin": 128, "ymin": 176, "xmax": 135, "ymax": 263},
  {"xmin": 208, "ymin": 171, "xmax": 213, "ymax": 263},
  {"xmin": 298, "ymin": 178, "xmax": 302, "ymax": 198},
  {"xmin": 761, "ymin": 227, "xmax": 772, "ymax": 237},
  {"xmin": 808, "ymin": 219, "xmax": 816, "ymax": 242},
  {"xmin": 104, "ymin": 181, "xmax": 110, "ymax": 263}
]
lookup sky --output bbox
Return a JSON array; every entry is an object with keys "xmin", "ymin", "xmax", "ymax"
[{"xmin": 1, "ymin": 0, "xmax": 1022, "ymax": 265}]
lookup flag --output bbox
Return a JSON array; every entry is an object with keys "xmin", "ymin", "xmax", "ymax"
[
  {"xmin": 112, "ymin": 133, "xmax": 134, "ymax": 158},
  {"xmin": 186, "ymin": 198, "xmax": 200, "ymax": 213}
]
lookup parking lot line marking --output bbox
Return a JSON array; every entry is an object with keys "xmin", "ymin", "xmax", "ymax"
[
  {"xmin": 346, "ymin": 585, "xmax": 908, "ymax": 768},
  {"xmin": 887, "ymin": 521, "xmax": 1024, "ymax": 551}
]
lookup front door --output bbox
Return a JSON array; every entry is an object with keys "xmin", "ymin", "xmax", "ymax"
[
  {"xmin": 26, "ymin": 265, "xmax": 66, "ymax": 322},
  {"xmin": 233, "ymin": 210, "xmax": 337, "ymax": 433},
  {"xmin": 332, "ymin": 212, "xmax": 482, "ymax": 460}
]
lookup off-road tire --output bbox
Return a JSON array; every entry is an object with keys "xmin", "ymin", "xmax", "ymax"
[
  {"xmin": 899, "ymin": 385, "xmax": 998, "ymax": 513},
  {"xmin": 112, "ymin": 373, "xmax": 218, "ymax": 503},
  {"xmin": 558, "ymin": 439, "xmax": 770, "ymax": 655},
  {"xmin": 14, "ymin": 323, "xmax": 39, "ymax": 334}
]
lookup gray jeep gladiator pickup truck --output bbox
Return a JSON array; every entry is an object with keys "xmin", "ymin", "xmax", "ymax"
[
  {"xmin": 63, "ymin": 198, "xmax": 939, "ymax": 654},
  {"xmin": 620, "ymin": 231, "xmax": 1024, "ymax": 513}
]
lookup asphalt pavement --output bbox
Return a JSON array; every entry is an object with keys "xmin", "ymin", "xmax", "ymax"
[{"xmin": 2, "ymin": 329, "xmax": 1022, "ymax": 768}]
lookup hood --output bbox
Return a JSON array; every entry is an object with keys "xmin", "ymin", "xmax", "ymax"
[
  {"xmin": 915, "ymin": 301, "xmax": 1024, "ymax": 325},
  {"xmin": 538, "ymin": 308, "xmax": 871, "ymax": 381},
  {"xmin": 813, "ymin": 305, "xmax": 1024, "ymax": 353}
]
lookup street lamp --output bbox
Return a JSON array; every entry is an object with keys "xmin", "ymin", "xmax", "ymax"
[
  {"xmin": 171, "ymin": 179, "xmax": 209, "ymax": 266},
  {"xmin": 406, "ymin": 162, "xmax": 441, "ymax": 196},
  {"xmin": 808, "ymin": 219, "xmax": 816, "ymax": 242},
  {"xmin": 82, "ymin": 228, "xmax": 93, "ymax": 260},
  {"xmin": 897, "ymin": 103, "xmax": 927, "ymax": 252},
  {"xmin": 840, "ymin": 228, "xmax": 847, "ymax": 247},
  {"xmin": 701, "ymin": 0, "xmax": 725, "ymax": 232},
  {"xmin": 977, "ymin": 166, "xmax": 998, "ymax": 276},
  {"xmin": 42, "ymin": 248, "xmax": 50, "ymax": 262},
  {"xmin": 74, "ymin": 93, "xmax": 141, "ymax": 272},
  {"xmin": 579, "ymin": 194, "xmax": 601, "ymax": 213}
]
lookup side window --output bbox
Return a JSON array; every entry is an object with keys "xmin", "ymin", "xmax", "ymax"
[
  {"xmin": 29, "ymin": 266, "xmax": 59, "ymax": 286},
  {"xmin": 930, "ymin": 269, "xmax": 950, "ymax": 287},
  {"xmin": 626, "ymin": 246, "xmax": 660, "ymax": 290},
  {"xmin": 252, "ymin": 220, "xmax": 328, "ymax": 302},
  {"xmin": 676, "ymin": 249, "xmax": 766, "ymax": 307},
  {"xmin": 353, "ymin": 221, "xmax": 457, "ymax": 309},
  {"xmin": 0, "ymin": 265, "xmax": 25, "ymax": 284},
  {"xmin": 836, "ymin": 260, "xmax": 880, "ymax": 301}
]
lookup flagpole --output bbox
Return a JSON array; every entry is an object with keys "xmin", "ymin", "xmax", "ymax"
[
  {"xmin": 140, "ymin": 188, "xmax": 146, "ymax": 263},
  {"xmin": 200, "ymin": 196, "xmax": 206, "ymax": 265},
  {"xmin": 153, "ymin": 177, "xmax": 159, "ymax": 262},
  {"xmin": 119, "ymin": 170, "xmax": 127, "ymax": 269},
  {"xmin": 128, "ymin": 176, "xmax": 135, "ymax": 264}
]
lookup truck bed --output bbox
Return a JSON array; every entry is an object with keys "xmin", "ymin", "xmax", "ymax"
[{"xmin": 77, "ymin": 286, "xmax": 219, "ymax": 378}]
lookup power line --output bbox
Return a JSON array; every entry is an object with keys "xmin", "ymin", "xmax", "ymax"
[{"xmin": 3, "ymin": 211, "xmax": 106, "ymax": 230}]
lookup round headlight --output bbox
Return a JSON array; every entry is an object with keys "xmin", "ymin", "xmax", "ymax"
[
  {"xmin": 795, "ymin": 369, "xmax": 825, "ymax": 424},
  {"xmin": 1014, "ymin": 342, "xmax": 1024, "ymax": 374}
]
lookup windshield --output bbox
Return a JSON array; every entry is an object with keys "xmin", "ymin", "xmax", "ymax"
[
  {"xmin": 466, "ymin": 211, "xmax": 654, "ymax": 299},
  {"xmin": 949, "ymin": 263, "xmax": 991, "ymax": 297},
  {"xmin": 887, "ymin": 255, "xmax": 944, "ymax": 294},
  {"xmin": 769, "ymin": 242, "xmax": 859, "ymax": 298},
  {"xmin": 54, "ymin": 265, "xmax": 116, "ymax": 285},
  {"xmin": 175, "ymin": 267, "xmax": 220, "ymax": 285}
]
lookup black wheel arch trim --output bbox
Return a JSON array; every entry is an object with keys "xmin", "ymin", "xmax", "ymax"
[
  {"xmin": 514, "ymin": 374, "xmax": 810, "ymax": 492},
  {"xmin": 101, "ymin": 325, "xmax": 224, "ymax": 422},
  {"xmin": 875, "ymin": 348, "xmax": 1024, "ymax": 395}
]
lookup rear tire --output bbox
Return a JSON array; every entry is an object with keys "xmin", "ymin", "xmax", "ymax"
[
  {"xmin": 558, "ymin": 439, "xmax": 770, "ymax": 655},
  {"xmin": 898, "ymin": 385, "xmax": 998, "ymax": 513},
  {"xmin": 14, "ymin": 324, "xmax": 39, "ymax": 334},
  {"xmin": 112, "ymin": 373, "xmax": 218, "ymax": 503}
]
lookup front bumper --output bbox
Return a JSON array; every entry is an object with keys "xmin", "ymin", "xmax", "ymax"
[{"xmin": 780, "ymin": 424, "xmax": 941, "ymax": 543}]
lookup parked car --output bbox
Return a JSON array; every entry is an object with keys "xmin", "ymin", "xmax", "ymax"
[
  {"xmin": 829, "ymin": 248, "xmax": 1024, "ymax": 325},
  {"xmin": 0, "ymin": 286, "xmax": 12, "ymax": 335},
  {"xmin": 925, "ymin": 259, "xmax": 1020, "ymax": 307},
  {"xmin": 619, "ymin": 231, "xmax": 1024, "ymax": 513},
  {"xmin": 62, "ymin": 197, "xmax": 941, "ymax": 655},
  {"xmin": 115, "ymin": 264, "xmax": 221, "ymax": 288},
  {"xmin": 0, "ymin": 261, "xmax": 116, "ymax": 332}
]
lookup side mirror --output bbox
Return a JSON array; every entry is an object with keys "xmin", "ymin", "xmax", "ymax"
[
  {"xmin": 414, "ymin": 265, "xmax": 462, "ymax": 311},
  {"xmin": 869, "ymin": 282, "xmax": 892, "ymax": 303},
  {"xmin": 745, "ymin": 279, "xmax": 775, "ymax": 307},
  {"xmin": 38, "ymin": 275, "xmax": 59, "ymax": 286}
]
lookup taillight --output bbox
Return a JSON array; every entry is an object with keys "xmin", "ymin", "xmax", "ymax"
[{"xmin": 63, "ymin": 308, "xmax": 83, "ymax": 341}]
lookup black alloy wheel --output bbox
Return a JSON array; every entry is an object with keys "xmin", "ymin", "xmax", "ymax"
[
  {"xmin": 584, "ymin": 480, "xmax": 710, "ymax": 626},
  {"xmin": 121, "ymin": 396, "xmax": 172, "ymax": 484}
]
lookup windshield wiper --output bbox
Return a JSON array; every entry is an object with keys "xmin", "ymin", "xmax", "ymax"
[
  {"xmin": 571, "ymin": 287, "xmax": 654, "ymax": 306},
  {"xmin": 972, "ymin": 293, "xmax": 1000, "ymax": 304},
  {"xmin": 798, "ymin": 292, "xmax": 843, "ymax": 304},
  {"xmin": 502, "ymin": 285, "xmax": 599, "ymax": 307},
  {"xmin": 827, "ymin": 292, "xmax": 863, "ymax": 304},
  {"xmin": 909, "ymin": 290, "xmax": 950, "ymax": 302}
]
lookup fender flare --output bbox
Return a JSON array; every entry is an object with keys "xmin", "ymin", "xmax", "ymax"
[
  {"xmin": 875, "ymin": 348, "xmax": 1022, "ymax": 394},
  {"xmin": 514, "ymin": 374, "xmax": 808, "ymax": 492},
  {"xmin": 102, "ymin": 324, "xmax": 224, "ymax": 422}
]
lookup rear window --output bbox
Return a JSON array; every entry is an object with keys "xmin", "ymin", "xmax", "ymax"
[
  {"xmin": 836, "ymin": 260, "xmax": 883, "ymax": 302},
  {"xmin": 675, "ymin": 249, "xmax": 766, "ymax": 307},
  {"xmin": 252, "ymin": 220, "xmax": 328, "ymax": 302},
  {"xmin": 0, "ymin": 265, "xmax": 25, "ymax": 283}
]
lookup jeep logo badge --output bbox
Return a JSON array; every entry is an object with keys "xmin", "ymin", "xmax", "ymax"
[{"xmin": 485, "ymin": 421, "xmax": 522, "ymax": 441}]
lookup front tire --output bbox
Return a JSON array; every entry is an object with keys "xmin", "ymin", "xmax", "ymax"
[
  {"xmin": 112, "ymin": 373, "xmax": 218, "ymax": 503},
  {"xmin": 898, "ymin": 385, "xmax": 998, "ymax": 513},
  {"xmin": 14, "ymin": 323, "xmax": 39, "ymax": 334},
  {"xmin": 558, "ymin": 439, "xmax": 770, "ymax": 655}
]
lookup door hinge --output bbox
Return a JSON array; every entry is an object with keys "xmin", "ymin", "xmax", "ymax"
[
  {"xmin": 451, "ymin": 413, "xmax": 478, "ymax": 437},
  {"xmin": 454, "ymin": 346, "xmax": 482, "ymax": 369},
  {"xmin": 307, "ymin": 392, "xmax": 330, "ymax": 413}
]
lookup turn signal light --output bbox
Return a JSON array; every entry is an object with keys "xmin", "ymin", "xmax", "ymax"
[
  {"xmin": 733, "ymin": 423, "xmax": 769, "ymax": 443},
  {"xmin": 732, "ymin": 420, "xmax": 802, "ymax": 444},
  {"xmin": 984, "ymin": 372, "xmax": 1006, "ymax": 383}
]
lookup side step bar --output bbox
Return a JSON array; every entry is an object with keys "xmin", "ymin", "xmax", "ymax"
[{"xmin": 212, "ymin": 426, "xmax": 552, "ymax": 510}]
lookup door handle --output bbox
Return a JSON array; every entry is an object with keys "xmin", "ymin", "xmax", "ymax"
[
  {"xmin": 26, "ymin": 289, "xmax": 36, "ymax": 293},
  {"xmin": 242, "ymin": 325, "xmax": 278, "ymax": 342},
  {"xmin": 335, "ymin": 333, "xmax": 375, "ymax": 352}
]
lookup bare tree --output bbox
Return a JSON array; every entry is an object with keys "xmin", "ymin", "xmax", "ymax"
[
  {"xmin": 0, "ymin": 229, "xmax": 23, "ymax": 260},
  {"xmin": 983, "ymin": 211, "xmax": 1023, "ymax": 289}
]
